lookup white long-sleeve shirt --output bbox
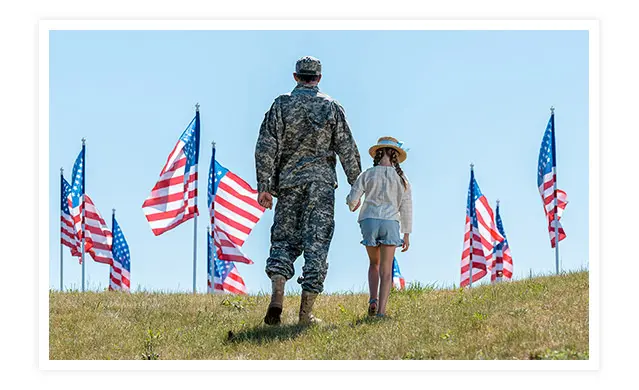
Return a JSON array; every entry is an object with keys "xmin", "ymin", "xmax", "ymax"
[{"xmin": 346, "ymin": 165, "xmax": 413, "ymax": 234}]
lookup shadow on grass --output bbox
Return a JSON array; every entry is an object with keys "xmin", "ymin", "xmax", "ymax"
[
  {"xmin": 225, "ymin": 324, "xmax": 308, "ymax": 345},
  {"xmin": 349, "ymin": 314, "xmax": 390, "ymax": 327}
]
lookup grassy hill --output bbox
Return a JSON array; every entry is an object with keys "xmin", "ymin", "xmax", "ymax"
[{"xmin": 49, "ymin": 271, "xmax": 589, "ymax": 360}]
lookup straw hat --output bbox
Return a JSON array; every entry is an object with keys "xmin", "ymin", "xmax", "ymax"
[{"xmin": 368, "ymin": 136, "xmax": 407, "ymax": 163}]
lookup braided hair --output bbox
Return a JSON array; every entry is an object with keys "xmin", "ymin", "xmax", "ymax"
[{"xmin": 373, "ymin": 147, "xmax": 407, "ymax": 189}]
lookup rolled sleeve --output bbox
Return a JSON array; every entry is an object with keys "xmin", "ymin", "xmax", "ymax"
[{"xmin": 346, "ymin": 172, "xmax": 366, "ymax": 211}]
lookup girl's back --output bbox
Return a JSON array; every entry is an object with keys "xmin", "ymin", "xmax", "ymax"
[
  {"xmin": 346, "ymin": 137, "xmax": 412, "ymax": 318},
  {"xmin": 356, "ymin": 165, "xmax": 410, "ymax": 223}
]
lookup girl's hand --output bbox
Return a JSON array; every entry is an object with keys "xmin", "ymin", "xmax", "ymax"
[
  {"xmin": 401, "ymin": 234, "xmax": 410, "ymax": 252},
  {"xmin": 352, "ymin": 199, "xmax": 361, "ymax": 212}
]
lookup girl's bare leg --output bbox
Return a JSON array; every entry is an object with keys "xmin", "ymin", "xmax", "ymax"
[
  {"xmin": 365, "ymin": 246, "xmax": 380, "ymax": 303},
  {"xmin": 377, "ymin": 245, "xmax": 396, "ymax": 315}
]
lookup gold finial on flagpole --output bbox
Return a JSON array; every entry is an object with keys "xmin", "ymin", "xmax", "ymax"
[
  {"xmin": 550, "ymin": 106, "xmax": 555, "ymax": 114},
  {"xmin": 81, "ymin": 137, "xmax": 86, "ymax": 145},
  {"xmin": 195, "ymin": 103, "xmax": 200, "ymax": 112}
]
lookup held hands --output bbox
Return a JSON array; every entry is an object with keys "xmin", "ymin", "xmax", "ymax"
[
  {"xmin": 346, "ymin": 194, "xmax": 361, "ymax": 212},
  {"xmin": 258, "ymin": 192, "xmax": 273, "ymax": 210},
  {"xmin": 401, "ymin": 233, "xmax": 410, "ymax": 252}
]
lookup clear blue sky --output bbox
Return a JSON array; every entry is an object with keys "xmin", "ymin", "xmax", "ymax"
[{"xmin": 49, "ymin": 30, "xmax": 589, "ymax": 294}]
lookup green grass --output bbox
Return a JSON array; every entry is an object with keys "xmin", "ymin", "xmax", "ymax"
[{"xmin": 49, "ymin": 271, "xmax": 589, "ymax": 360}]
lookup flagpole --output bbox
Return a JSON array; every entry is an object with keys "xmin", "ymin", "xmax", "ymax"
[
  {"xmin": 81, "ymin": 138, "xmax": 86, "ymax": 292},
  {"xmin": 111, "ymin": 208, "xmax": 116, "ymax": 291},
  {"xmin": 551, "ymin": 106, "xmax": 560, "ymax": 275},
  {"xmin": 60, "ymin": 167, "xmax": 64, "ymax": 291},
  {"xmin": 493, "ymin": 199, "xmax": 500, "ymax": 285},
  {"xmin": 469, "ymin": 163, "xmax": 474, "ymax": 288},
  {"xmin": 210, "ymin": 141, "xmax": 216, "ymax": 295},
  {"xmin": 192, "ymin": 103, "xmax": 200, "ymax": 294},
  {"xmin": 193, "ymin": 210, "xmax": 198, "ymax": 294},
  {"xmin": 206, "ymin": 225, "xmax": 211, "ymax": 294}
]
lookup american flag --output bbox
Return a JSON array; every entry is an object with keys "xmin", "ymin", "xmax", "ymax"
[
  {"xmin": 208, "ymin": 148, "xmax": 265, "ymax": 264},
  {"xmin": 109, "ymin": 215, "xmax": 131, "ymax": 292},
  {"xmin": 143, "ymin": 111, "xmax": 200, "ymax": 236},
  {"xmin": 68, "ymin": 147, "xmax": 113, "ymax": 265},
  {"xmin": 460, "ymin": 166, "xmax": 504, "ymax": 287},
  {"xmin": 68, "ymin": 147, "xmax": 84, "ymax": 250},
  {"xmin": 60, "ymin": 174, "xmax": 80, "ymax": 257},
  {"xmin": 392, "ymin": 257, "xmax": 405, "ymax": 290},
  {"xmin": 538, "ymin": 111, "xmax": 568, "ymax": 248},
  {"xmin": 209, "ymin": 223, "xmax": 247, "ymax": 295},
  {"xmin": 491, "ymin": 202, "xmax": 513, "ymax": 282}
]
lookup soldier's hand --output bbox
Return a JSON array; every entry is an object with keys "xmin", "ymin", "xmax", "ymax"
[
  {"xmin": 258, "ymin": 192, "xmax": 273, "ymax": 209},
  {"xmin": 401, "ymin": 234, "xmax": 410, "ymax": 252}
]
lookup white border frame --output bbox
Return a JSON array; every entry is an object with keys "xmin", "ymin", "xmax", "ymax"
[{"xmin": 39, "ymin": 19, "xmax": 599, "ymax": 370}]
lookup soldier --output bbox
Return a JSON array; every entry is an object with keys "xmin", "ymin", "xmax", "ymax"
[{"xmin": 255, "ymin": 56, "xmax": 362, "ymax": 325}]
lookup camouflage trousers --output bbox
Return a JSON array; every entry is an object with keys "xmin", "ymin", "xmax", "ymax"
[{"xmin": 265, "ymin": 182, "xmax": 335, "ymax": 294}]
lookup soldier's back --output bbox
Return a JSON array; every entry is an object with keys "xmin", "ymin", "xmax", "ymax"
[{"xmin": 274, "ymin": 85, "xmax": 342, "ymax": 190}]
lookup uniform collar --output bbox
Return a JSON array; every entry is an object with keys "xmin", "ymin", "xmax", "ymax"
[{"xmin": 292, "ymin": 83, "xmax": 320, "ymax": 94}]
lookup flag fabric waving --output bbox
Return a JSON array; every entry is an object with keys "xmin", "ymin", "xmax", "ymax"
[
  {"xmin": 68, "ymin": 145, "xmax": 113, "ymax": 265},
  {"xmin": 537, "ymin": 111, "xmax": 568, "ymax": 248},
  {"xmin": 68, "ymin": 147, "xmax": 85, "ymax": 250},
  {"xmin": 143, "ymin": 111, "xmax": 200, "ymax": 236},
  {"xmin": 209, "ymin": 225, "xmax": 247, "ymax": 295},
  {"xmin": 213, "ymin": 253, "xmax": 248, "ymax": 295},
  {"xmin": 460, "ymin": 167, "xmax": 504, "ymax": 287},
  {"xmin": 70, "ymin": 195, "xmax": 114, "ymax": 265},
  {"xmin": 392, "ymin": 257, "xmax": 405, "ymax": 290},
  {"xmin": 109, "ymin": 215, "xmax": 131, "ymax": 292},
  {"xmin": 208, "ymin": 149, "xmax": 265, "ymax": 265},
  {"xmin": 60, "ymin": 175, "xmax": 80, "ymax": 257},
  {"xmin": 492, "ymin": 202, "xmax": 513, "ymax": 282}
]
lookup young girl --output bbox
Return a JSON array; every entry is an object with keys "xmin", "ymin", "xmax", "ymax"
[{"xmin": 347, "ymin": 136, "xmax": 412, "ymax": 317}]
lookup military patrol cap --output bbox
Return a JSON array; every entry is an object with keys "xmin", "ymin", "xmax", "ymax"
[{"xmin": 295, "ymin": 56, "xmax": 322, "ymax": 76}]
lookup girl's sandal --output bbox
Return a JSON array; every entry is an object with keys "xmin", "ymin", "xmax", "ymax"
[{"xmin": 368, "ymin": 298, "xmax": 378, "ymax": 316}]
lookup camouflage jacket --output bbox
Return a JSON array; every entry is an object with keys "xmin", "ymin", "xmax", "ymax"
[{"xmin": 255, "ymin": 84, "xmax": 362, "ymax": 195}]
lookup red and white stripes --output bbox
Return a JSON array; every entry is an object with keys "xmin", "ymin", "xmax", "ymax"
[
  {"xmin": 491, "ymin": 243, "xmax": 513, "ymax": 282},
  {"xmin": 539, "ymin": 172, "xmax": 568, "ymax": 216},
  {"xmin": 143, "ymin": 139, "xmax": 199, "ymax": 236},
  {"xmin": 460, "ymin": 196, "xmax": 504, "ymax": 287},
  {"xmin": 69, "ymin": 195, "xmax": 113, "ymax": 265},
  {"xmin": 538, "ymin": 171, "xmax": 568, "ymax": 248},
  {"xmin": 212, "ymin": 170, "xmax": 265, "ymax": 264},
  {"xmin": 214, "ymin": 265, "xmax": 248, "ymax": 295},
  {"xmin": 461, "ymin": 217, "xmax": 484, "ymax": 286},
  {"xmin": 61, "ymin": 212, "xmax": 80, "ymax": 257},
  {"xmin": 109, "ymin": 259, "xmax": 130, "ymax": 292}
]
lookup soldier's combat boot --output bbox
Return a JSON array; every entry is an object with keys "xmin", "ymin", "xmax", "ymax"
[
  {"xmin": 264, "ymin": 274, "xmax": 286, "ymax": 326},
  {"xmin": 298, "ymin": 290, "xmax": 322, "ymax": 325}
]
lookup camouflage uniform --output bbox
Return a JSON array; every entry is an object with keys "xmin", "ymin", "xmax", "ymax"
[{"xmin": 255, "ymin": 56, "xmax": 362, "ymax": 294}]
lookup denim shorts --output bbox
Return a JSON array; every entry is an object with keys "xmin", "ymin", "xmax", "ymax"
[{"xmin": 359, "ymin": 218, "xmax": 403, "ymax": 247}]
